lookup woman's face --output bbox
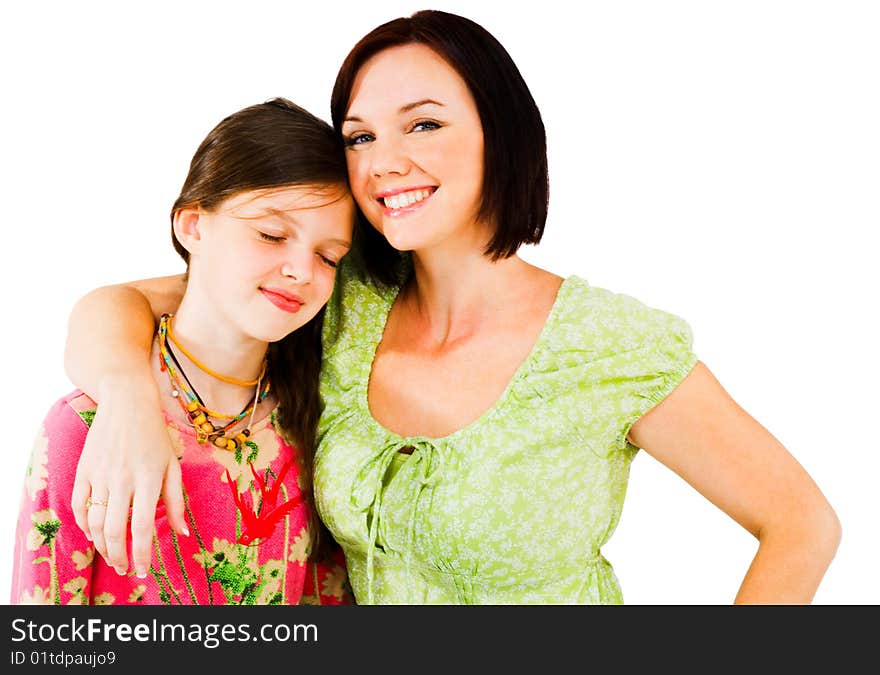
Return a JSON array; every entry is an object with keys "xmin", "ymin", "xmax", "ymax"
[
  {"xmin": 341, "ymin": 43, "xmax": 487, "ymax": 253},
  {"xmin": 183, "ymin": 185, "xmax": 353, "ymax": 343}
]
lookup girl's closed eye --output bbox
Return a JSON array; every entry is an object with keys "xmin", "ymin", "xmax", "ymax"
[
  {"xmin": 318, "ymin": 253, "xmax": 339, "ymax": 268},
  {"xmin": 258, "ymin": 231, "xmax": 286, "ymax": 243}
]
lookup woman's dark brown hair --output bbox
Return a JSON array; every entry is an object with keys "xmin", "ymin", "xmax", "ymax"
[
  {"xmin": 170, "ymin": 97, "xmax": 348, "ymax": 561},
  {"xmin": 330, "ymin": 10, "xmax": 549, "ymax": 286}
]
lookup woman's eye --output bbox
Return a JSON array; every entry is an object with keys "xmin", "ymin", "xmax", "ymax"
[
  {"xmin": 318, "ymin": 254, "xmax": 338, "ymax": 268},
  {"xmin": 258, "ymin": 231, "xmax": 285, "ymax": 243},
  {"xmin": 344, "ymin": 132, "xmax": 374, "ymax": 147},
  {"xmin": 411, "ymin": 120, "xmax": 441, "ymax": 133}
]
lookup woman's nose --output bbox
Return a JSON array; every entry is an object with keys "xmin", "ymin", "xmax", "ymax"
[{"xmin": 370, "ymin": 135, "xmax": 411, "ymax": 178}]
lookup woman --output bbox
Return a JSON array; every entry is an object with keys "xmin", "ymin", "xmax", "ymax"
[
  {"xmin": 13, "ymin": 98, "xmax": 353, "ymax": 604},
  {"xmin": 63, "ymin": 11, "xmax": 840, "ymax": 603}
]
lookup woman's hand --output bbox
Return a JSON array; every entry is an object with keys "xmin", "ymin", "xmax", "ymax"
[
  {"xmin": 65, "ymin": 276, "xmax": 187, "ymax": 577},
  {"xmin": 70, "ymin": 374, "xmax": 188, "ymax": 578}
]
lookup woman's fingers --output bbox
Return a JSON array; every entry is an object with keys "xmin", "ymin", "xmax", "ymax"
[
  {"xmin": 71, "ymin": 474, "xmax": 93, "ymax": 541},
  {"xmin": 130, "ymin": 476, "xmax": 164, "ymax": 578},
  {"xmin": 103, "ymin": 487, "xmax": 133, "ymax": 573},
  {"xmin": 71, "ymin": 384, "xmax": 179, "ymax": 576},
  {"xmin": 162, "ymin": 458, "xmax": 189, "ymax": 537},
  {"xmin": 86, "ymin": 489, "xmax": 111, "ymax": 568}
]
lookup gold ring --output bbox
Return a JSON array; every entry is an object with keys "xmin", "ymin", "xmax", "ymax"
[{"xmin": 86, "ymin": 497, "xmax": 109, "ymax": 508}]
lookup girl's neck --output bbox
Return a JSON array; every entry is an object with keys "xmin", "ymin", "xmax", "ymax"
[{"xmin": 158, "ymin": 292, "xmax": 269, "ymax": 416}]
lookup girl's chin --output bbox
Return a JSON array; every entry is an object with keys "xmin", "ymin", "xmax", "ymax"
[{"xmin": 245, "ymin": 317, "xmax": 311, "ymax": 343}]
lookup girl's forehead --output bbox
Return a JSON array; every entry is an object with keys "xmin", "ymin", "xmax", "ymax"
[{"xmin": 220, "ymin": 185, "xmax": 350, "ymax": 214}]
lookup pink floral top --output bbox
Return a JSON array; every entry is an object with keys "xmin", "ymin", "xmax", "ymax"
[{"xmin": 11, "ymin": 391, "xmax": 352, "ymax": 605}]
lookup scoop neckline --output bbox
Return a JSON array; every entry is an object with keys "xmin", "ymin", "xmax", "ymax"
[{"xmin": 360, "ymin": 275, "xmax": 577, "ymax": 445}]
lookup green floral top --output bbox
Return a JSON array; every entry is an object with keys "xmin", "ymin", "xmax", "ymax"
[{"xmin": 315, "ymin": 259, "xmax": 697, "ymax": 604}]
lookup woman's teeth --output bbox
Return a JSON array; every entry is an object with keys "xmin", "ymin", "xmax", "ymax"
[{"xmin": 382, "ymin": 188, "xmax": 432, "ymax": 210}]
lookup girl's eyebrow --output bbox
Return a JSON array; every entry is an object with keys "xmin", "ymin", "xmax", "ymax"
[
  {"xmin": 343, "ymin": 99, "xmax": 444, "ymax": 124},
  {"xmin": 261, "ymin": 207, "xmax": 351, "ymax": 247}
]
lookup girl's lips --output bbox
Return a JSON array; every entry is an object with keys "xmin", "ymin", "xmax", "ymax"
[{"xmin": 260, "ymin": 288, "xmax": 304, "ymax": 313}]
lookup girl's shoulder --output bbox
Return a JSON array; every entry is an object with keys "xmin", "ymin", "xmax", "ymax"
[
  {"xmin": 36, "ymin": 390, "xmax": 99, "ymax": 437},
  {"xmin": 26, "ymin": 391, "xmax": 96, "ymax": 490},
  {"xmin": 64, "ymin": 391, "xmax": 98, "ymax": 426}
]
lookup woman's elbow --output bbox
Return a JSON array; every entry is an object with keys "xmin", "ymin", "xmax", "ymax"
[
  {"xmin": 776, "ymin": 493, "xmax": 842, "ymax": 562},
  {"xmin": 811, "ymin": 499, "xmax": 842, "ymax": 560}
]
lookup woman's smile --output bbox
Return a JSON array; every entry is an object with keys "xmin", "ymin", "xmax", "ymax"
[{"xmin": 377, "ymin": 185, "xmax": 437, "ymax": 216}]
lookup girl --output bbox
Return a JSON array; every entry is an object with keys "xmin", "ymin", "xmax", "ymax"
[
  {"xmin": 12, "ymin": 98, "xmax": 354, "ymax": 604},
  {"xmin": 63, "ymin": 11, "xmax": 839, "ymax": 604}
]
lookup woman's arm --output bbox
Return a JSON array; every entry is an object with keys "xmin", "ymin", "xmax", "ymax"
[
  {"xmin": 65, "ymin": 274, "xmax": 188, "ymax": 578},
  {"xmin": 628, "ymin": 362, "xmax": 841, "ymax": 604}
]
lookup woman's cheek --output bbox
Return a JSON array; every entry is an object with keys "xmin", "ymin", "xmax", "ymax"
[{"xmin": 346, "ymin": 161, "xmax": 372, "ymax": 205}]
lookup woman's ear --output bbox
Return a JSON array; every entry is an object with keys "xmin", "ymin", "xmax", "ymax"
[{"xmin": 172, "ymin": 207, "xmax": 203, "ymax": 256}]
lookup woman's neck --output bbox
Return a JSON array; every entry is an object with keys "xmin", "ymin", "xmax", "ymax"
[{"xmin": 405, "ymin": 241, "xmax": 539, "ymax": 346}]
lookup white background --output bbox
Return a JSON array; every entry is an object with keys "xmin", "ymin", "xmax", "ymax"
[{"xmin": 1, "ymin": 0, "xmax": 877, "ymax": 605}]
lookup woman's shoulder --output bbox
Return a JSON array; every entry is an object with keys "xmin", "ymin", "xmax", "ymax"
[
  {"xmin": 321, "ymin": 254, "xmax": 400, "ymax": 354},
  {"xmin": 549, "ymin": 275, "xmax": 693, "ymax": 355}
]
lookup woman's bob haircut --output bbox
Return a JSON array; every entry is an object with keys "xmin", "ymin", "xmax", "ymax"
[{"xmin": 331, "ymin": 9, "xmax": 549, "ymax": 284}]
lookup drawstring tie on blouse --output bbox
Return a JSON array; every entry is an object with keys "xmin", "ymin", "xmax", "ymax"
[{"xmin": 350, "ymin": 437, "xmax": 444, "ymax": 604}]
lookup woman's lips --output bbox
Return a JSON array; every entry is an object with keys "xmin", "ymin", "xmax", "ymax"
[
  {"xmin": 377, "ymin": 186, "xmax": 437, "ymax": 217},
  {"xmin": 260, "ymin": 288, "xmax": 304, "ymax": 313}
]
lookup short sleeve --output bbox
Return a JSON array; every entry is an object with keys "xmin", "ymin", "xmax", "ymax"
[{"xmin": 610, "ymin": 294, "xmax": 698, "ymax": 450}]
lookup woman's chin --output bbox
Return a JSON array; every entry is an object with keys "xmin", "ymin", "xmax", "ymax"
[{"xmin": 379, "ymin": 228, "xmax": 432, "ymax": 253}]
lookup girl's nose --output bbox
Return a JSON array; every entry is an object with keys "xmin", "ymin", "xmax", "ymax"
[{"xmin": 280, "ymin": 247, "xmax": 314, "ymax": 284}]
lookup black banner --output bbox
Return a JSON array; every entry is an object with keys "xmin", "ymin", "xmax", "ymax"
[{"xmin": 1, "ymin": 605, "xmax": 869, "ymax": 670}]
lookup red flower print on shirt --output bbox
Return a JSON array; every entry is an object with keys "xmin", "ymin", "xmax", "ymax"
[{"xmin": 226, "ymin": 461, "xmax": 302, "ymax": 546}]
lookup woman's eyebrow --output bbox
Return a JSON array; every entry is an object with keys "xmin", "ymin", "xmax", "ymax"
[
  {"xmin": 399, "ymin": 98, "xmax": 444, "ymax": 113},
  {"xmin": 343, "ymin": 99, "xmax": 444, "ymax": 123}
]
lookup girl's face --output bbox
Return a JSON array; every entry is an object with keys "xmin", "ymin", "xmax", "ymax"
[
  {"xmin": 181, "ymin": 185, "xmax": 353, "ymax": 343},
  {"xmin": 341, "ymin": 43, "xmax": 488, "ymax": 253}
]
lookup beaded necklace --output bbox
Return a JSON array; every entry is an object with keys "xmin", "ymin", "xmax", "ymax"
[{"xmin": 158, "ymin": 313, "xmax": 271, "ymax": 451}]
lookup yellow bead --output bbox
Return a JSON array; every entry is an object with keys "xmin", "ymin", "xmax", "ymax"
[
  {"xmin": 193, "ymin": 414, "xmax": 207, "ymax": 426},
  {"xmin": 187, "ymin": 400, "xmax": 199, "ymax": 412},
  {"xmin": 201, "ymin": 422, "xmax": 214, "ymax": 433},
  {"xmin": 226, "ymin": 439, "xmax": 236, "ymax": 451},
  {"xmin": 235, "ymin": 433, "xmax": 248, "ymax": 446},
  {"xmin": 214, "ymin": 437, "xmax": 228, "ymax": 449}
]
